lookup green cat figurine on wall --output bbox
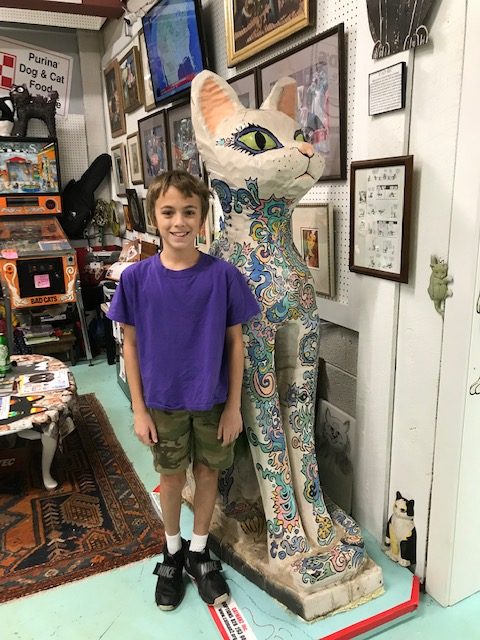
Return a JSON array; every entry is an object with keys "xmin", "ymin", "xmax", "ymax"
[{"xmin": 427, "ymin": 255, "xmax": 453, "ymax": 316}]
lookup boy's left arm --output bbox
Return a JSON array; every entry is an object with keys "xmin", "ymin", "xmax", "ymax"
[{"xmin": 218, "ymin": 323, "xmax": 244, "ymax": 446}]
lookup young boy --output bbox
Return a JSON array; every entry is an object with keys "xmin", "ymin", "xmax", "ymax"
[{"xmin": 107, "ymin": 170, "xmax": 259, "ymax": 610}]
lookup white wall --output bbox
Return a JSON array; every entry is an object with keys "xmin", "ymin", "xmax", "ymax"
[{"xmin": 426, "ymin": 0, "xmax": 480, "ymax": 605}]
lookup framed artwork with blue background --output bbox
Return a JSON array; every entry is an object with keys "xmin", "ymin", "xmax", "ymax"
[{"xmin": 142, "ymin": 0, "xmax": 208, "ymax": 106}]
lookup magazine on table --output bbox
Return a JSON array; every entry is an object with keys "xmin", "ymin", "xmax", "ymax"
[{"xmin": 17, "ymin": 369, "xmax": 69, "ymax": 395}]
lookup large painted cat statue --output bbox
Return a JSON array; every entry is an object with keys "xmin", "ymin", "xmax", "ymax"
[{"xmin": 190, "ymin": 70, "xmax": 383, "ymax": 619}]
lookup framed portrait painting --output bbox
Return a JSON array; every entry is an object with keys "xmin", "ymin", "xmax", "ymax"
[
  {"xmin": 259, "ymin": 24, "xmax": 346, "ymax": 181},
  {"xmin": 349, "ymin": 155, "xmax": 413, "ymax": 283},
  {"xmin": 119, "ymin": 46, "xmax": 144, "ymax": 113},
  {"xmin": 104, "ymin": 59, "xmax": 125, "ymax": 137},
  {"xmin": 225, "ymin": 0, "xmax": 314, "ymax": 67},
  {"xmin": 292, "ymin": 203, "xmax": 335, "ymax": 297},
  {"xmin": 111, "ymin": 143, "xmax": 128, "ymax": 196},
  {"xmin": 126, "ymin": 132, "xmax": 143, "ymax": 184},
  {"xmin": 138, "ymin": 111, "xmax": 169, "ymax": 188},
  {"xmin": 166, "ymin": 101, "xmax": 202, "ymax": 178}
]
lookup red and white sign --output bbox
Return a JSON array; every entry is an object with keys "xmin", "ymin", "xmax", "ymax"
[
  {"xmin": 0, "ymin": 52, "xmax": 16, "ymax": 91},
  {"xmin": 0, "ymin": 36, "xmax": 72, "ymax": 116}
]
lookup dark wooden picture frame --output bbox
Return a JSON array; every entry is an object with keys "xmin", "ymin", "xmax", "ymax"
[
  {"xmin": 258, "ymin": 24, "xmax": 346, "ymax": 181},
  {"xmin": 111, "ymin": 143, "xmax": 128, "ymax": 196},
  {"xmin": 118, "ymin": 45, "xmax": 144, "ymax": 113},
  {"xmin": 227, "ymin": 69, "xmax": 259, "ymax": 109},
  {"xmin": 225, "ymin": 0, "xmax": 314, "ymax": 67},
  {"xmin": 138, "ymin": 110, "xmax": 169, "ymax": 188},
  {"xmin": 126, "ymin": 188, "xmax": 146, "ymax": 233},
  {"xmin": 166, "ymin": 100, "xmax": 202, "ymax": 178},
  {"xmin": 349, "ymin": 155, "xmax": 414, "ymax": 283},
  {"xmin": 104, "ymin": 58, "xmax": 126, "ymax": 137},
  {"xmin": 126, "ymin": 132, "xmax": 143, "ymax": 184}
]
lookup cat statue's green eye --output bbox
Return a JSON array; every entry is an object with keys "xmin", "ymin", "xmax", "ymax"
[{"xmin": 233, "ymin": 125, "xmax": 283, "ymax": 155}]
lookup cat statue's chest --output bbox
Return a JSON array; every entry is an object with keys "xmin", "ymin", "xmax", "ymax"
[{"xmin": 211, "ymin": 178, "xmax": 315, "ymax": 321}]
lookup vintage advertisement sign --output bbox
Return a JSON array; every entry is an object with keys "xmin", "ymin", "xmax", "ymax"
[{"xmin": 0, "ymin": 35, "xmax": 72, "ymax": 117}]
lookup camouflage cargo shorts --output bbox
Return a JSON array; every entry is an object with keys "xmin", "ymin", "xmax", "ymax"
[{"xmin": 148, "ymin": 403, "xmax": 235, "ymax": 474}]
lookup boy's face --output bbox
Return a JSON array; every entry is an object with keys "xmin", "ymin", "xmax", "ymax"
[{"xmin": 154, "ymin": 186, "xmax": 202, "ymax": 254}]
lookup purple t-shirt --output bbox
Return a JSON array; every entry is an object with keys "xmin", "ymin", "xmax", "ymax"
[{"xmin": 107, "ymin": 253, "xmax": 260, "ymax": 411}]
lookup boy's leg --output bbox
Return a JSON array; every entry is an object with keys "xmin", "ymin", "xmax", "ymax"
[
  {"xmin": 191, "ymin": 463, "xmax": 219, "ymax": 536},
  {"xmin": 184, "ymin": 406, "xmax": 234, "ymax": 606},
  {"xmin": 160, "ymin": 471, "xmax": 186, "ymax": 555}
]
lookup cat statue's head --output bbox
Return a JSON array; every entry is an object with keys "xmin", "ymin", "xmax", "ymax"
[
  {"xmin": 430, "ymin": 255, "xmax": 448, "ymax": 280},
  {"xmin": 191, "ymin": 70, "xmax": 325, "ymax": 203},
  {"xmin": 392, "ymin": 491, "xmax": 415, "ymax": 519},
  {"xmin": 324, "ymin": 408, "xmax": 351, "ymax": 453}
]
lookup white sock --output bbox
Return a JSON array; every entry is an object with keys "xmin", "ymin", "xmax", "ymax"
[
  {"xmin": 189, "ymin": 533, "xmax": 208, "ymax": 553},
  {"xmin": 165, "ymin": 531, "xmax": 182, "ymax": 555}
]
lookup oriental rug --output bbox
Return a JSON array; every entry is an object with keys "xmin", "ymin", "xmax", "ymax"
[{"xmin": 0, "ymin": 393, "xmax": 164, "ymax": 604}]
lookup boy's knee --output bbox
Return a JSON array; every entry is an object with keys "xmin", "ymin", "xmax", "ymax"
[
  {"xmin": 160, "ymin": 471, "xmax": 186, "ymax": 491},
  {"xmin": 193, "ymin": 462, "xmax": 219, "ymax": 483}
]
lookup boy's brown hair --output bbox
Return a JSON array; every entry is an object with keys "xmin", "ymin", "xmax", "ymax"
[{"xmin": 146, "ymin": 170, "xmax": 211, "ymax": 226}]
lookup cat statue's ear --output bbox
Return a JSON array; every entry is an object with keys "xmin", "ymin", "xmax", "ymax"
[
  {"xmin": 191, "ymin": 70, "xmax": 242, "ymax": 138},
  {"xmin": 260, "ymin": 76, "xmax": 298, "ymax": 119}
]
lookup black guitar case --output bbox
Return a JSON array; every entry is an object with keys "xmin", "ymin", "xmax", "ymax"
[{"xmin": 59, "ymin": 153, "xmax": 112, "ymax": 238}]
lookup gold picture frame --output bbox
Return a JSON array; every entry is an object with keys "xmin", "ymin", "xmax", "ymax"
[
  {"xmin": 104, "ymin": 58, "xmax": 126, "ymax": 137},
  {"xmin": 225, "ymin": 0, "xmax": 314, "ymax": 67}
]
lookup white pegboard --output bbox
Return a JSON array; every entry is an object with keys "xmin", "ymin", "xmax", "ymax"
[
  {"xmin": 202, "ymin": 0, "xmax": 359, "ymax": 305},
  {"xmin": 0, "ymin": 9, "xmax": 104, "ymax": 30},
  {"xmin": 26, "ymin": 114, "xmax": 89, "ymax": 188}
]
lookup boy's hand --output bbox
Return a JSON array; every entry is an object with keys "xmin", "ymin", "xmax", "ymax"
[
  {"xmin": 133, "ymin": 409, "xmax": 158, "ymax": 446},
  {"xmin": 217, "ymin": 406, "xmax": 243, "ymax": 446}
]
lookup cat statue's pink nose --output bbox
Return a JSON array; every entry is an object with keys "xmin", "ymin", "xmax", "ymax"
[{"xmin": 297, "ymin": 141, "xmax": 314, "ymax": 157}]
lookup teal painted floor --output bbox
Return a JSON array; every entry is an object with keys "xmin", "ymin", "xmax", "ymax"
[{"xmin": 2, "ymin": 356, "xmax": 480, "ymax": 640}]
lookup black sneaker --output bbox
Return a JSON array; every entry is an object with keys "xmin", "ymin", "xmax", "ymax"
[
  {"xmin": 184, "ymin": 544, "xmax": 230, "ymax": 607},
  {"xmin": 153, "ymin": 540, "xmax": 187, "ymax": 610}
]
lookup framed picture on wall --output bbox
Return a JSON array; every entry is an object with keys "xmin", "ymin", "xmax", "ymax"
[
  {"xmin": 119, "ymin": 45, "xmax": 144, "ymax": 113},
  {"xmin": 292, "ymin": 203, "xmax": 335, "ymax": 297},
  {"xmin": 225, "ymin": 0, "xmax": 314, "ymax": 67},
  {"xmin": 126, "ymin": 188, "xmax": 146, "ymax": 233},
  {"xmin": 227, "ymin": 69, "xmax": 258, "ymax": 108},
  {"xmin": 258, "ymin": 24, "xmax": 346, "ymax": 181},
  {"xmin": 123, "ymin": 203, "xmax": 133, "ymax": 232},
  {"xmin": 126, "ymin": 132, "xmax": 143, "ymax": 184},
  {"xmin": 142, "ymin": 0, "xmax": 208, "ymax": 105},
  {"xmin": 111, "ymin": 143, "xmax": 128, "ymax": 196},
  {"xmin": 104, "ymin": 59, "xmax": 126, "ymax": 137},
  {"xmin": 138, "ymin": 111, "xmax": 169, "ymax": 188},
  {"xmin": 349, "ymin": 155, "xmax": 414, "ymax": 283},
  {"xmin": 139, "ymin": 29, "xmax": 156, "ymax": 111},
  {"xmin": 166, "ymin": 101, "xmax": 202, "ymax": 178}
]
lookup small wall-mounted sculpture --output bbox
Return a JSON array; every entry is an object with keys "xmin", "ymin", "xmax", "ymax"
[
  {"xmin": 367, "ymin": 0, "xmax": 437, "ymax": 59},
  {"xmin": 385, "ymin": 491, "xmax": 417, "ymax": 568},
  {"xmin": 427, "ymin": 255, "xmax": 453, "ymax": 316},
  {"xmin": 10, "ymin": 84, "xmax": 59, "ymax": 138},
  {"xmin": 0, "ymin": 96, "xmax": 14, "ymax": 136},
  {"xmin": 191, "ymin": 70, "xmax": 383, "ymax": 620}
]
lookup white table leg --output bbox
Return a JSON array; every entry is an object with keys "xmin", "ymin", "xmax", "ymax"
[
  {"xmin": 17, "ymin": 429, "xmax": 59, "ymax": 490},
  {"xmin": 40, "ymin": 432, "xmax": 58, "ymax": 490}
]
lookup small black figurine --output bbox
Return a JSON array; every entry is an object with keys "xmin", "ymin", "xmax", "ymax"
[{"xmin": 10, "ymin": 84, "xmax": 59, "ymax": 138}]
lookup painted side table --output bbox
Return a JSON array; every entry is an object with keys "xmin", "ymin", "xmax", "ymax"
[{"xmin": 0, "ymin": 354, "xmax": 77, "ymax": 489}]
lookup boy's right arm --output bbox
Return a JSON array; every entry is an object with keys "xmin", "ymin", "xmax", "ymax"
[{"xmin": 122, "ymin": 324, "xmax": 158, "ymax": 446}]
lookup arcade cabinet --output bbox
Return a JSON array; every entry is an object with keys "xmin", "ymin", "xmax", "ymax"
[{"xmin": 0, "ymin": 137, "xmax": 92, "ymax": 363}]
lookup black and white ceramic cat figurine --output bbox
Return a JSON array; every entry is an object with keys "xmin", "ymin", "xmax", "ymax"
[{"xmin": 385, "ymin": 491, "xmax": 417, "ymax": 567}]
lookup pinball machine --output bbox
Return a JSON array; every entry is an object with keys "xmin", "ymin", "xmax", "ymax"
[{"xmin": 0, "ymin": 136, "xmax": 92, "ymax": 361}]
